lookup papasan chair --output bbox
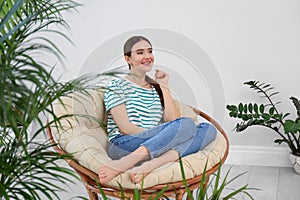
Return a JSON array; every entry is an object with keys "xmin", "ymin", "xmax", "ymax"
[{"xmin": 47, "ymin": 89, "xmax": 229, "ymax": 199}]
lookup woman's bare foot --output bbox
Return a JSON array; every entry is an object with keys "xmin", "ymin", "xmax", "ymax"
[
  {"xmin": 130, "ymin": 171, "xmax": 150, "ymax": 184},
  {"xmin": 129, "ymin": 150, "xmax": 179, "ymax": 184},
  {"xmin": 129, "ymin": 162, "xmax": 153, "ymax": 184},
  {"xmin": 99, "ymin": 161, "xmax": 122, "ymax": 184},
  {"xmin": 98, "ymin": 146, "xmax": 150, "ymax": 184}
]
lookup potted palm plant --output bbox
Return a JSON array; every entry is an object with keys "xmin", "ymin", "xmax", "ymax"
[
  {"xmin": 227, "ymin": 80, "xmax": 300, "ymax": 174},
  {"xmin": 0, "ymin": 0, "xmax": 107, "ymax": 199}
]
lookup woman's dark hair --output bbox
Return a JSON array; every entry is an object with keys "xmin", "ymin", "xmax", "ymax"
[
  {"xmin": 123, "ymin": 36, "xmax": 152, "ymax": 63},
  {"xmin": 123, "ymin": 36, "xmax": 164, "ymax": 108}
]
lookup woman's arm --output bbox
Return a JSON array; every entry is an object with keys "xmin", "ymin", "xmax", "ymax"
[
  {"xmin": 155, "ymin": 70, "xmax": 180, "ymax": 122},
  {"xmin": 161, "ymin": 86, "xmax": 181, "ymax": 121},
  {"xmin": 109, "ymin": 104, "xmax": 144, "ymax": 135}
]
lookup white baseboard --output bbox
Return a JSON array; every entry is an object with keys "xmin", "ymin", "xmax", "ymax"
[{"xmin": 224, "ymin": 145, "xmax": 292, "ymax": 168}]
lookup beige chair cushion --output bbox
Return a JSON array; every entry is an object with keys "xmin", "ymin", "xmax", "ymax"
[{"xmin": 52, "ymin": 89, "xmax": 227, "ymax": 189}]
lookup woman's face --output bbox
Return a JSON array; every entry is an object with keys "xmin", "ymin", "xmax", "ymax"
[{"xmin": 125, "ymin": 40, "xmax": 154, "ymax": 73}]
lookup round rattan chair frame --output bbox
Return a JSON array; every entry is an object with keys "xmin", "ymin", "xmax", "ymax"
[{"xmin": 46, "ymin": 107, "xmax": 229, "ymax": 200}]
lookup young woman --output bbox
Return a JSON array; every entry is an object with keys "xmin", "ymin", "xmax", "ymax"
[{"xmin": 99, "ymin": 36, "xmax": 217, "ymax": 184}]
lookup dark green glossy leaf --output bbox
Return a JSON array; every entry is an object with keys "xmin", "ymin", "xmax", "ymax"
[
  {"xmin": 262, "ymin": 84, "xmax": 270, "ymax": 89},
  {"xmin": 253, "ymin": 113, "xmax": 260, "ymax": 119},
  {"xmin": 259, "ymin": 104, "xmax": 265, "ymax": 113},
  {"xmin": 242, "ymin": 114, "xmax": 249, "ymax": 121},
  {"xmin": 284, "ymin": 119, "xmax": 300, "ymax": 134},
  {"xmin": 261, "ymin": 113, "xmax": 270, "ymax": 120},
  {"xmin": 274, "ymin": 139, "xmax": 284, "ymax": 144},
  {"xmin": 247, "ymin": 114, "xmax": 253, "ymax": 120},
  {"xmin": 229, "ymin": 112, "xmax": 237, "ymax": 118},
  {"xmin": 282, "ymin": 113, "xmax": 290, "ymax": 120},
  {"xmin": 226, "ymin": 104, "xmax": 231, "ymax": 110},
  {"xmin": 269, "ymin": 107, "xmax": 275, "ymax": 115},
  {"xmin": 226, "ymin": 104, "xmax": 235, "ymax": 111},
  {"xmin": 244, "ymin": 80, "xmax": 255, "ymax": 86},
  {"xmin": 238, "ymin": 103, "xmax": 243, "ymax": 113},
  {"xmin": 243, "ymin": 104, "xmax": 248, "ymax": 114},
  {"xmin": 254, "ymin": 103, "xmax": 259, "ymax": 113},
  {"xmin": 248, "ymin": 103, "xmax": 253, "ymax": 113},
  {"xmin": 236, "ymin": 124, "xmax": 248, "ymax": 132},
  {"xmin": 290, "ymin": 96, "xmax": 300, "ymax": 118},
  {"xmin": 284, "ymin": 120, "xmax": 295, "ymax": 133},
  {"xmin": 265, "ymin": 120, "xmax": 277, "ymax": 125},
  {"xmin": 269, "ymin": 92, "xmax": 280, "ymax": 97},
  {"xmin": 258, "ymin": 119, "xmax": 265, "ymax": 125}
]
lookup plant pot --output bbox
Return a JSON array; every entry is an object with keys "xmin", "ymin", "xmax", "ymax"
[{"xmin": 289, "ymin": 152, "xmax": 300, "ymax": 174}]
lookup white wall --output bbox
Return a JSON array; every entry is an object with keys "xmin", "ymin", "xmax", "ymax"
[{"xmin": 51, "ymin": 0, "xmax": 300, "ymax": 166}]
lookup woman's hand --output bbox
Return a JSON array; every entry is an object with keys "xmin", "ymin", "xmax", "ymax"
[
  {"xmin": 154, "ymin": 69, "xmax": 169, "ymax": 87},
  {"xmin": 154, "ymin": 69, "xmax": 180, "ymax": 121}
]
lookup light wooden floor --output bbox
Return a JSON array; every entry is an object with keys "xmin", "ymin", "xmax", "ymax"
[
  {"xmin": 214, "ymin": 165, "xmax": 300, "ymax": 200},
  {"xmin": 56, "ymin": 164, "xmax": 300, "ymax": 200}
]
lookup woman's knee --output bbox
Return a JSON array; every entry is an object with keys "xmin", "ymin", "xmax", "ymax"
[
  {"xmin": 199, "ymin": 123, "xmax": 217, "ymax": 145},
  {"xmin": 198, "ymin": 122, "xmax": 216, "ymax": 131},
  {"xmin": 176, "ymin": 117, "xmax": 195, "ymax": 127},
  {"xmin": 209, "ymin": 124, "xmax": 217, "ymax": 140},
  {"xmin": 173, "ymin": 118, "xmax": 197, "ymax": 135}
]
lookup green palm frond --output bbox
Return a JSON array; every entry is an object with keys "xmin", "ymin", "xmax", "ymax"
[{"xmin": 0, "ymin": 0, "xmax": 105, "ymax": 199}]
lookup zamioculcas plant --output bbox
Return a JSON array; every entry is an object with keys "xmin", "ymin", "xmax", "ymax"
[{"xmin": 227, "ymin": 80, "xmax": 300, "ymax": 157}]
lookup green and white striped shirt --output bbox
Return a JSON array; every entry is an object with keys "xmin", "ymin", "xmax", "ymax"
[{"xmin": 104, "ymin": 78, "xmax": 163, "ymax": 141}]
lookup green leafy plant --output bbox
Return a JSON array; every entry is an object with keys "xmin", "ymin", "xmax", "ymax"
[
  {"xmin": 0, "ymin": 0, "xmax": 109, "ymax": 199},
  {"xmin": 179, "ymin": 158, "xmax": 255, "ymax": 200},
  {"xmin": 227, "ymin": 80, "xmax": 300, "ymax": 156}
]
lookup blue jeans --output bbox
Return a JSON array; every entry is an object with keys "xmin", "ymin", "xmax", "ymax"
[{"xmin": 108, "ymin": 117, "xmax": 217, "ymax": 160}]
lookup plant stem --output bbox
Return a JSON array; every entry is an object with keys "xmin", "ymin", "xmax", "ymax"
[
  {"xmin": 289, "ymin": 131, "xmax": 299, "ymax": 153},
  {"xmin": 262, "ymin": 124, "xmax": 297, "ymax": 153},
  {"xmin": 297, "ymin": 131, "xmax": 300, "ymax": 153},
  {"xmin": 257, "ymin": 86, "xmax": 284, "ymax": 127}
]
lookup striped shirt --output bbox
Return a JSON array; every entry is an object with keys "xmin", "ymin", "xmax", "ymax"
[{"xmin": 104, "ymin": 78, "xmax": 163, "ymax": 141}]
